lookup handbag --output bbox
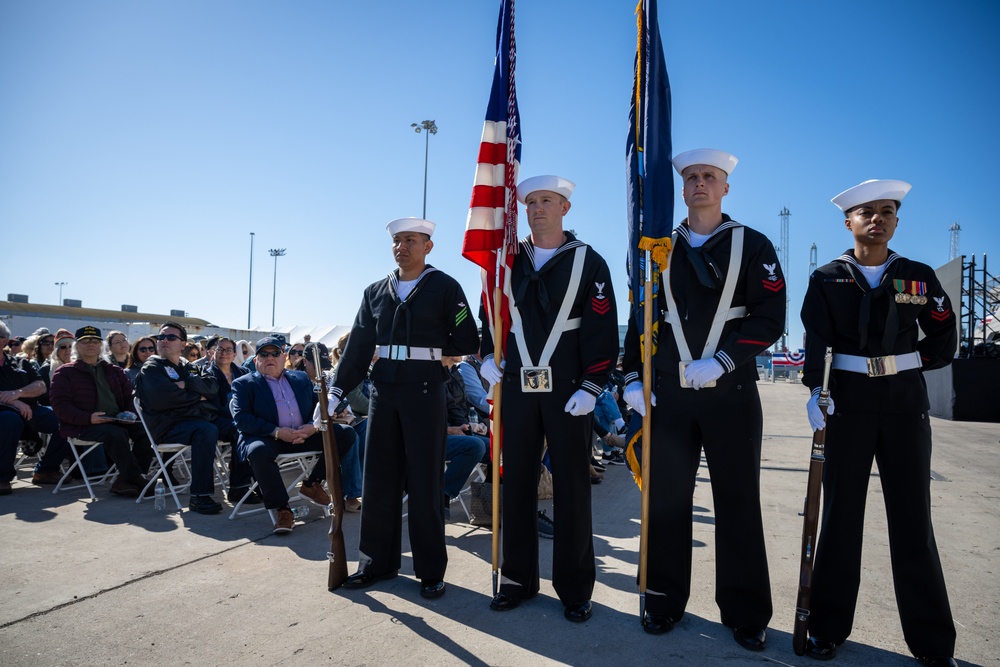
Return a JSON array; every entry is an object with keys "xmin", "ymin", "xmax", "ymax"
[
  {"xmin": 468, "ymin": 481, "xmax": 502, "ymax": 527},
  {"xmin": 537, "ymin": 464, "xmax": 554, "ymax": 500}
]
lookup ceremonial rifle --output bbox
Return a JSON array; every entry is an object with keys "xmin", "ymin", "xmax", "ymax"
[
  {"xmin": 792, "ymin": 346, "xmax": 833, "ymax": 655},
  {"xmin": 310, "ymin": 346, "xmax": 348, "ymax": 591}
]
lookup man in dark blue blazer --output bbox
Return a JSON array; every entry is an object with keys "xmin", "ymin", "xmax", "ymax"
[{"xmin": 231, "ymin": 336, "xmax": 356, "ymax": 534}]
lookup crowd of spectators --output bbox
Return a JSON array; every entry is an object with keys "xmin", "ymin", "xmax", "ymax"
[{"xmin": 2, "ymin": 320, "xmax": 632, "ymax": 535}]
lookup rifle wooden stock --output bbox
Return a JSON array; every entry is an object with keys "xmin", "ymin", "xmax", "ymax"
[
  {"xmin": 793, "ymin": 346, "xmax": 833, "ymax": 655},
  {"xmin": 311, "ymin": 348, "xmax": 348, "ymax": 591}
]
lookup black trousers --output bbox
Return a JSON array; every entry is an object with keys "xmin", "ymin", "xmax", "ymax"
[
  {"xmin": 644, "ymin": 373, "xmax": 772, "ymax": 627},
  {"xmin": 809, "ymin": 409, "xmax": 956, "ymax": 656},
  {"xmin": 357, "ymin": 380, "xmax": 447, "ymax": 582},
  {"xmin": 499, "ymin": 373, "xmax": 595, "ymax": 605},
  {"xmin": 78, "ymin": 422, "xmax": 153, "ymax": 485}
]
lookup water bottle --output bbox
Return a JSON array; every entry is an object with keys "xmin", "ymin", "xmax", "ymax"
[
  {"xmin": 292, "ymin": 505, "xmax": 310, "ymax": 520},
  {"xmin": 468, "ymin": 408, "xmax": 479, "ymax": 426},
  {"xmin": 154, "ymin": 479, "xmax": 166, "ymax": 510}
]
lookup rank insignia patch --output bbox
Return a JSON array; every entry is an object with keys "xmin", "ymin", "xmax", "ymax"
[{"xmin": 761, "ymin": 263, "xmax": 784, "ymax": 292}]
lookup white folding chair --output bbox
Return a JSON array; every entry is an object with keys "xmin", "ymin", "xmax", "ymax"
[
  {"xmin": 52, "ymin": 438, "xmax": 118, "ymax": 501},
  {"xmin": 228, "ymin": 451, "xmax": 320, "ymax": 520},
  {"xmin": 133, "ymin": 397, "xmax": 192, "ymax": 510}
]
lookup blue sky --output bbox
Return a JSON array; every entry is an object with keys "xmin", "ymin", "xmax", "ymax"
[{"xmin": 2, "ymin": 1, "xmax": 998, "ymax": 349}]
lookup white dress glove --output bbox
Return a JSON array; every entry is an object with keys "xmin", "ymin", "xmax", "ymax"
[
  {"xmin": 564, "ymin": 389, "xmax": 597, "ymax": 416},
  {"xmin": 683, "ymin": 358, "xmax": 725, "ymax": 390},
  {"xmin": 623, "ymin": 381, "xmax": 656, "ymax": 417},
  {"xmin": 806, "ymin": 392, "xmax": 835, "ymax": 431},
  {"xmin": 480, "ymin": 356, "xmax": 504, "ymax": 386},
  {"xmin": 325, "ymin": 394, "xmax": 341, "ymax": 417}
]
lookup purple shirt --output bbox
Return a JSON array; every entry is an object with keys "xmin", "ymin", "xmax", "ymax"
[{"xmin": 265, "ymin": 372, "xmax": 303, "ymax": 429}]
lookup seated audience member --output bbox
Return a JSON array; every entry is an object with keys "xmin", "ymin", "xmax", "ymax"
[
  {"xmin": 231, "ymin": 336, "xmax": 356, "ymax": 534},
  {"xmin": 5, "ymin": 336, "xmax": 25, "ymax": 357},
  {"xmin": 38, "ymin": 329, "xmax": 76, "ymax": 403},
  {"xmin": 182, "ymin": 342, "xmax": 203, "ymax": 364},
  {"xmin": 19, "ymin": 335, "xmax": 39, "ymax": 365},
  {"xmin": 49, "ymin": 326, "xmax": 154, "ymax": 496},
  {"xmin": 105, "ymin": 330, "xmax": 130, "ymax": 369},
  {"xmin": 193, "ymin": 335, "xmax": 219, "ymax": 370},
  {"xmin": 442, "ymin": 355, "xmax": 488, "ymax": 518},
  {"xmin": 304, "ymin": 341, "xmax": 362, "ymax": 513},
  {"xmin": 204, "ymin": 337, "xmax": 256, "ymax": 503},
  {"xmin": 456, "ymin": 353, "xmax": 490, "ymax": 420},
  {"xmin": 235, "ymin": 340, "xmax": 253, "ymax": 367},
  {"xmin": 0, "ymin": 321, "xmax": 71, "ymax": 494},
  {"xmin": 30, "ymin": 332, "xmax": 56, "ymax": 372},
  {"xmin": 125, "ymin": 336, "xmax": 157, "ymax": 386},
  {"xmin": 134, "ymin": 321, "xmax": 224, "ymax": 515},
  {"xmin": 594, "ymin": 387, "xmax": 626, "ymax": 464},
  {"xmin": 284, "ymin": 341, "xmax": 305, "ymax": 369}
]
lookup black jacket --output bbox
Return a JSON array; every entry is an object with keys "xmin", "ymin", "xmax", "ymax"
[
  {"xmin": 800, "ymin": 250, "xmax": 956, "ymax": 413},
  {"xmin": 332, "ymin": 266, "xmax": 480, "ymax": 398},
  {"xmin": 624, "ymin": 218, "xmax": 786, "ymax": 384},
  {"xmin": 134, "ymin": 355, "xmax": 219, "ymax": 440}
]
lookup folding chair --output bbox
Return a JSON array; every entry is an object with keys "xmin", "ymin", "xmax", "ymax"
[
  {"xmin": 52, "ymin": 438, "xmax": 118, "ymax": 500},
  {"xmin": 214, "ymin": 441, "xmax": 231, "ymax": 488},
  {"xmin": 133, "ymin": 398, "xmax": 192, "ymax": 510},
  {"xmin": 229, "ymin": 451, "xmax": 321, "ymax": 520}
]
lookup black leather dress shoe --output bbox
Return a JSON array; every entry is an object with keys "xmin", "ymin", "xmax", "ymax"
[
  {"xmin": 563, "ymin": 600, "xmax": 593, "ymax": 623},
  {"xmin": 342, "ymin": 570, "xmax": 397, "ymax": 589},
  {"xmin": 917, "ymin": 658, "xmax": 958, "ymax": 667},
  {"xmin": 420, "ymin": 580, "xmax": 446, "ymax": 599},
  {"xmin": 489, "ymin": 592, "xmax": 522, "ymax": 611},
  {"xmin": 732, "ymin": 626, "xmax": 767, "ymax": 652},
  {"xmin": 641, "ymin": 612, "xmax": 675, "ymax": 635},
  {"xmin": 804, "ymin": 636, "xmax": 838, "ymax": 661}
]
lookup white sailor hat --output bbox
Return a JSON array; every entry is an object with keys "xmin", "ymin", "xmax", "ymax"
[
  {"xmin": 672, "ymin": 149, "xmax": 739, "ymax": 176},
  {"xmin": 516, "ymin": 175, "xmax": 575, "ymax": 204},
  {"xmin": 831, "ymin": 179, "xmax": 911, "ymax": 212},
  {"xmin": 386, "ymin": 217, "xmax": 436, "ymax": 237}
]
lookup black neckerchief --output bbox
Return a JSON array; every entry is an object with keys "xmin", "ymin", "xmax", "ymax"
[
  {"xmin": 835, "ymin": 249, "xmax": 902, "ymax": 353},
  {"xmin": 674, "ymin": 216, "xmax": 743, "ymax": 291},
  {"xmin": 514, "ymin": 232, "xmax": 586, "ymax": 311},
  {"xmin": 387, "ymin": 266, "xmax": 438, "ymax": 353}
]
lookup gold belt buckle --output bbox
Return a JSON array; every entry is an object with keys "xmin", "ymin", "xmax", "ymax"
[
  {"xmin": 866, "ymin": 355, "xmax": 897, "ymax": 377},
  {"xmin": 678, "ymin": 361, "xmax": 716, "ymax": 389},
  {"xmin": 520, "ymin": 366, "xmax": 553, "ymax": 392}
]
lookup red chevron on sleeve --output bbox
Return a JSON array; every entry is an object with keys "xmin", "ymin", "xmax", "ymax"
[
  {"xmin": 762, "ymin": 278, "xmax": 785, "ymax": 292},
  {"xmin": 592, "ymin": 297, "xmax": 611, "ymax": 315},
  {"xmin": 930, "ymin": 309, "xmax": 952, "ymax": 322},
  {"xmin": 585, "ymin": 360, "xmax": 610, "ymax": 375}
]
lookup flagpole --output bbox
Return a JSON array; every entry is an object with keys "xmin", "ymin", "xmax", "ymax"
[
  {"xmin": 638, "ymin": 249, "xmax": 654, "ymax": 619},
  {"xmin": 490, "ymin": 267, "xmax": 504, "ymax": 597}
]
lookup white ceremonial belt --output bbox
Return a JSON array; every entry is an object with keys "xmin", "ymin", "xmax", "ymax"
[
  {"xmin": 832, "ymin": 351, "xmax": 921, "ymax": 377},
  {"xmin": 378, "ymin": 345, "xmax": 443, "ymax": 361}
]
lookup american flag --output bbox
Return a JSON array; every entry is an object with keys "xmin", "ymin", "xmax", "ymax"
[
  {"xmin": 773, "ymin": 350, "xmax": 806, "ymax": 367},
  {"xmin": 461, "ymin": 0, "xmax": 520, "ymax": 357}
]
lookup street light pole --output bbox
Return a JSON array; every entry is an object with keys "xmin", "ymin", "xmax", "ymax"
[
  {"xmin": 247, "ymin": 232, "xmax": 255, "ymax": 329},
  {"xmin": 269, "ymin": 248, "xmax": 286, "ymax": 328},
  {"xmin": 411, "ymin": 120, "xmax": 438, "ymax": 218},
  {"xmin": 54, "ymin": 282, "xmax": 67, "ymax": 305}
]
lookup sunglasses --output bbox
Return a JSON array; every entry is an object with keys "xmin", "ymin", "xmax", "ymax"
[
  {"xmin": 257, "ymin": 349, "xmax": 282, "ymax": 358},
  {"xmin": 156, "ymin": 334, "xmax": 183, "ymax": 342},
  {"xmin": 40, "ymin": 339, "xmax": 54, "ymax": 346},
  {"xmin": 57, "ymin": 344, "xmax": 73, "ymax": 350},
  {"xmin": 288, "ymin": 349, "xmax": 304, "ymax": 356},
  {"xmin": 137, "ymin": 346, "xmax": 155, "ymax": 353}
]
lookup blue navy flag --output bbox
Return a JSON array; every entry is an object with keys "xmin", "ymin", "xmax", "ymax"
[
  {"xmin": 626, "ymin": 0, "xmax": 673, "ymax": 346},
  {"xmin": 625, "ymin": 0, "xmax": 672, "ymax": 489}
]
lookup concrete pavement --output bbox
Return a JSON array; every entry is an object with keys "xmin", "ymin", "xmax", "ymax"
[{"xmin": 1, "ymin": 379, "xmax": 996, "ymax": 666}]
